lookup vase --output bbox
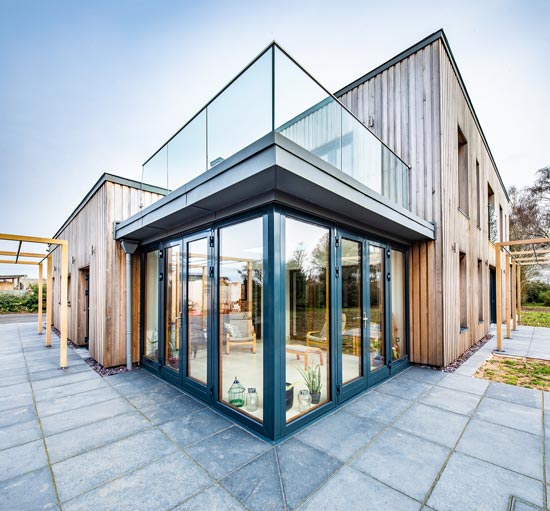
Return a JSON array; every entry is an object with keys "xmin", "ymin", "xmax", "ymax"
[
  {"xmin": 311, "ymin": 392, "xmax": 321, "ymax": 404},
  {"xmin": 298, "ymin": 389, "xmax": 312, "ymax": 411}
]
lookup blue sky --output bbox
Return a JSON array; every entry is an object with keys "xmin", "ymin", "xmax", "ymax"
[{"xmin": 0, "ymin": 0, "xmax": 548, "ymax": 276}]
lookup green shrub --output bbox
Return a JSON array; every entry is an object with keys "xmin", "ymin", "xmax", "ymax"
[
  {"xmin": 0, "ymin": 284, "xmax": 45, "ymax": 313},
  {"xmin": 539, "ymin": 290, "xmax": 550, "ymax": 307}
]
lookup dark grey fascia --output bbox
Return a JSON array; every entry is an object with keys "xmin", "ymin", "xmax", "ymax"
[{"xmin": 115, "ymin": 132, "xmax": 435, "ymax": 244}]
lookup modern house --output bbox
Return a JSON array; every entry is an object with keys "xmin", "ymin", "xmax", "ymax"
[{"xmin": 52, "ymin": 30, "xmax": 510, "ymax": 441}]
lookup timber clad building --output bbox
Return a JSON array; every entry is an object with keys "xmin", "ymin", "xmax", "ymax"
[{"xmin": 51, "ymin": 30, "xmax": 510, "ymax": 441}]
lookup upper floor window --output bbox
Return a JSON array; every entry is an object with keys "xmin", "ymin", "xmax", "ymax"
[
  {"xmin": 458, "ymin": 127, "xmax": 469, "ymax": 215},
  {"xmin": 487, "ymin": 184, "xmax": 497, "ymax": 243},
  {"xmin": 475, "ymin": 160, "xmax": 481, "ymax": 228}
]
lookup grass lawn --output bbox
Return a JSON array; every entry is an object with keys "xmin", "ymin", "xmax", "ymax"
[
  {"xmin": 520, "ymin": 305, "xmax": 550, "ymax": 327},
  {"xmin": 475, "ymin": 355, "xmax": 550, "ymax": 391}
]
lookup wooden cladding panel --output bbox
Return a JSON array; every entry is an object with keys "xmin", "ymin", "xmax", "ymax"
[
  {"xmin": 340, "ymin": 41, "xmax": 444, "ymax": 366},
  {"xmin": 52, "ymin": 181, "xmax": 164, "ymax": 367},
  {"xmin": 438, "ymin": 42, "xmax": 510, "ymax": 365}
]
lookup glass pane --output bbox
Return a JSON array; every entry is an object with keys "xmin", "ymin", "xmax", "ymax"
[
  {"xmin": 143, "ymin": 146, "xmax": 168, "ymax": 190},
  {"xmin": 165, "ymin": 245, "xmax": 181, "ymax": 371},
  {"xmin": 219, "ymin": 218, "xmax": 264, "ymax": 422},
  {"xmin": 342, "ymin": 239, "xmax": 362, "ymax": 384},
  {"xmin": 285, "ymin": 218, "xmax": 330, "ymax": 422},
  {"xmin": 341, "ymin": 109, "xmax": 382, "ymax": 194},
  {"xmin": 369, "ymin": 246, "xmax": 385, "ymax": 371},
  {"xmin": 391, "ymin": 250, "xmax": 406, "ymax": 360},
  {"xmin": 208, "ymin": 49, "xmax": 272, "ymax": 169},
  {"xmin": 275, "ymin": 48, "xmax": 341, "ymax": 169},
  {"xmin": 167, "ymin": 111, "xmax": 207, "ymax": 190},
  {"xmin": 187, "ymin": 238, "xmax": 208, "ymax": 384},
  {"xmin": 144, "ymin": 251, "xmax": 159, "ymax": 361}
]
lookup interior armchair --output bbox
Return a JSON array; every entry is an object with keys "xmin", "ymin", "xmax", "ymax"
[
  {"xmin": 306, "ymin": 313, "xmax": 346, "ymax": 350},
  {"xmin": 224, "ymin": 317, "xmax": 257, "ymax": 355}
]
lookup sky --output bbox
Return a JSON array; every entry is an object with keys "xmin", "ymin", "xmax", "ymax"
[{"xmin": 0, "ymin": 0, "xmax": 548, "ymax": 277}]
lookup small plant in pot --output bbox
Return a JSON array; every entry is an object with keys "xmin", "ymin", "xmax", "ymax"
[{"xmin": 297, "ymin": 364, "xmax": 322, "ymax": 404}]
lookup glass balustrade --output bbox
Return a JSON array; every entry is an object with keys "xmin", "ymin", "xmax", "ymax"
[{"xmin": 142, "ymin": 44, "xmax": 410, "ymax": 210}]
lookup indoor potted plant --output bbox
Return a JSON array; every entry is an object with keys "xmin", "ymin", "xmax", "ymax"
[{"xmin": 297, "ymin": 364, "xmax": 322, "ymax": 404}]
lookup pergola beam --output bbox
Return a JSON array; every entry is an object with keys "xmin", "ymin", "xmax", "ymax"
[
  {"xmin": 0, "ymin": 233, "xmax": 69, "ymax": 368},
  {"xmin": 495, "ymin": 237, "xmax": 550, "ymax": 352},
  {"xmin": 511, "ymin": 248, "xmax": 550, "ymax": 256},
  {"xmin": 0, "ymin": 251, "xmax": 46, "ymax": 258}
]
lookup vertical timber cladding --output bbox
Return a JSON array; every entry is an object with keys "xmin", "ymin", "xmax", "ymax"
[
  {"xmin": 51, "ymin": 177, "xmax": 164, "ymax": 367},
  {"xmin": 438, "ymin": 43, "xmax": 510, "ymax": 365},
  {"xmin": 339, "ymin": 40, "xmax": 444, "ymax": 365}
]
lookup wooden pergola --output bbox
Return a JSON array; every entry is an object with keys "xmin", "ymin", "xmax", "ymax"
[
  {"xmin": 495, "ymin": 237, "xmax": 550, "ymax": 352},
  {"xmin": 0, "ymin": 233, "xmax": 69, "ymax": 368}
]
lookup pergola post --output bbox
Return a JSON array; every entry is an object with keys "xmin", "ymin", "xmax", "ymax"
[
  {"xmin": 60, "ymin": 242, "xmax": 69, "ymax": 368},
  {"xmin": 505, "ymin": 253, "xmax": 511, "ymax": 339},
  {"xmin": 512, "ymin": 261, "xmax": 517, "ymax": 331},
  {"xmin": 517, "ymin": 266, "xmax": 522, "ymax": 325},
  {"xmin": 38, "ymin": 262, "xmax": 43, "ymax": 334},
  {"xmin": 46, "ymin": 255, "xmax": 53, "ymax": 347},
  {"xmin": 495, "ymin": 245, "xmax": 503, "ymax": 351}
]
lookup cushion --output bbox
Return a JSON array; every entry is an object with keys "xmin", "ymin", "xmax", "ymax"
[{"xmin": 224, "ymin": 322, "xmax": 242, "ymax": 338}]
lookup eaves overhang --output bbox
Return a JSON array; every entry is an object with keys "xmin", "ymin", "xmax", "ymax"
[{"xmin": 115, "ymin": 132, "xmax": 435, "ymax": 244}]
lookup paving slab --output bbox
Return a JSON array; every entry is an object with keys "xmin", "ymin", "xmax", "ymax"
[
  {"xmin": 485, "ymin": 381, "xmax": 542, "ymax": 409},
  {"xmin": 40, "ymin": 397, "xmax": 133, "ymax": 436},
  {"xmin": 374, "ymin": 376, "xmax": 432, "ymax": 400},
  {"xmin": 53, "ymin": 428, "xmax": 177, "ymax": 502},
  {"xmin": 221, "ymin": 449, "xmax": 285, "ymax": 511},
  {"xmin": 427, "ymin": 452, "xmax": 544, "ymax": 511},
  {"xmin": 62, "ymin": 452, "xmax": 212, "ymax": 511},
  {"xmin": 296, "ymin": 408, "xmax": 385, "ymax": 462},
  {"xmin": 186, "ymin": 426, "xmax": 270, "ymax": 479},
  {"xmin": 393, "ymin": 403, "xmax": 469, "ymax": 448},
  {"xmin": 277, "ymin": 438, "xmax": 342, "ymax": 509},
  {"xmin": 299, "ymin": 465, "xmax": 419, "ymax": 511},
  {"xmin": 36, "ymin": 385, "xmax": 120, "ymax": 417},
  {"xmin": 45, "ymin": 410, "xmax": 152, "ymax": 463},
  {"xmin": 345, "ymin": 390, "xmax": 411, "ymax": 423},
  {"xmin": 475, "ymin": 397, "xmax": 542, "ymax": 436},
  {"xmin": 0, "ymin": 417, "xmax": 42, "ymax": 451},
  {"xmin": 401, "ymin": 366, "xmax": 445, "ymax": 384},
  {"xmin": 0, "ymin": 466, "xmax": 58, "ymax": 511},
  {"xmin": 139, "ymin": 393, "xmax": 206, "ymax": 425},
  {"xmin": 0, "ymin": 403, "xmax": 36, "ymax": 428},
  {"xmin": 420, "ymin": 386, "xmax": 481, "ymax": 416},
  {"xmin": 173, "ymin": 484, "xmax": 246, "ymax": 510},
  {"xmin": 159, "ymin": 407, "xmax": 232, "ymax": 447},
  {"xmin": 353, "ymin": 428, "xmax": 449, "ymax": 501},
  {"xmin": 437, "ymin": 373, "xmax": 489, "ymax": 395},
  {"xmin": 0, "ymin": 438, "xmax": 48, "ymax": 482},
  {"xmin": 457, "ymin": 419, "xmax": 543, "ymax": 480}
]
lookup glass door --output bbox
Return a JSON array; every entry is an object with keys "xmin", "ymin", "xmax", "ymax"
[
  {"xmin": 368, "ymin": 243, "xmax": 390, "ymax": 384},
  {"xmin": 160, "ymin": 242, "xmax": 183, "ymax": 385},
  {"xmin": 337, "ymin": 233, "xmax": 368, "ymax": 401},
  {"xmin": 182, "ymin": 232, "xmax": 212, "ymax": 402}
]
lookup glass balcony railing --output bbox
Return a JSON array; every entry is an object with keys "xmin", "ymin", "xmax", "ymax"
[{"xmin": 142, "ymin": 44, "xmax": 410, "ymax": 210}]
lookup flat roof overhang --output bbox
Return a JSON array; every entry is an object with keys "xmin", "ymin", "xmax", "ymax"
[{"xmin": 115, "ymin": 132, "xmax": 435, "ymax": 244}]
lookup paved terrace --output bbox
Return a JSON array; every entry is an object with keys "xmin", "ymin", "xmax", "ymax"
[{"xmin": 0, "ymin": 322, "xmax": 548, "ymax": 511}]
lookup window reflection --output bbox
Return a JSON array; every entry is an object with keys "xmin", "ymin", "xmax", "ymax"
[
  {"xmin": 219, "ymin": 218, "xmax": 264, "ymax": 422},
  {"xmin": 342, "ymin": 239, "xmax": 362, "ymax": 383},
  {"xmin": 188, "ymin": 239, "xmax": 208, "ymax": 383},
  {"xmin": 165, "ymin": 246, "xmax": 181, "ymax": 371},
  {"xmin": 370, "ymin": 246, "xmax": 385, "ymax": 371},
  {"xmin": 391, "ymin": 250, "xmax": 406, "ymax": 360},
  {"xmin": 144, "ymin": 251, "xmax": 159, "ymax": 361},
  {"xmin": 285, "ymin": 218, "xmax": 330, "ymax": 422}
]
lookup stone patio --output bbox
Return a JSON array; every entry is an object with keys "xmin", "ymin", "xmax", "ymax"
[{"xmin": 0, "ymin": 321, "xmax": 548, "ymax": 510}]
